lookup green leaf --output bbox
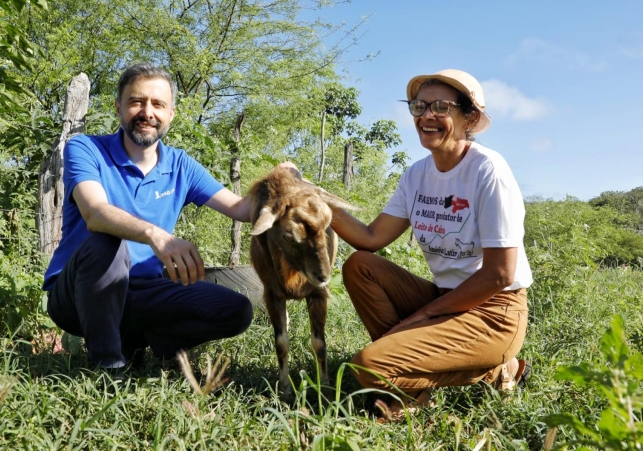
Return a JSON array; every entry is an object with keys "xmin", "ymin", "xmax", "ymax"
[
  {"xmin": 625, "ymin": 351, "xmax": 643, "ymax": 380},
  {"xmin": 600, "ymin": 315, "xmax": 629, "ymax": 366},
  {"xmin": 554, "ymin": 364, "xmax": 596, "ymax": 386},
  {"xmin": 597, "ymin": 408, "xmax": 628, "ymax": 441},
  {"xmin": 61, "ymin": 333, "xmax": 83, "ymax": 355},
  {"xmin": 544, "ymin": 413, "xmax": 601, "ymax": 441}
]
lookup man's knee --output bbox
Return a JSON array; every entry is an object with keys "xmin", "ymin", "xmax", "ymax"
[
  {"xmin": 236, "ymin": 295, "xmax": 254, "ymax": 334},
  {"xmin": 226, "ymin": 292, "xmax": 254, "ymax": 336},
  {"xmin": 80, "ymin": 232, "xmax": 130, "ymax": 274}
]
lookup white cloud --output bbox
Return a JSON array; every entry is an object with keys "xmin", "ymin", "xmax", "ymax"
[
  {"xmin": 619, "ymin": 32, "xmax": 643, "ymax": 59},
  {"xmin": 506, "ymin": 38, "xmax": 606, "ymax": 71},
  {"xmin": 621, "ymin": 47, "xmax": 643, "ymax": 59},
  {"xmin": 530, "ymin": 137, "xmax": 555, "ymax": 152},
  {"xmin": 481, "ymin": 80, "xmax": 552, "ymax": 121}
]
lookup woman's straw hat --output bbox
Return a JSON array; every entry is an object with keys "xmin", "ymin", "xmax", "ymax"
[{"xmin": 406, "ymin": 69, "xmax": 491, "ymax": 133}]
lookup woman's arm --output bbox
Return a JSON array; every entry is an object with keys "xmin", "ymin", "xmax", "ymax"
[
  {"xmin": 385, "ymin": 246, "xmax": 517, "ymax": 335},
  {"xmin": 330, "ymin": 208, "xmax": 410, "ymax": 252},
  {"xmin": 272, "ymin": 162, "xmax": 411, "ymax": 251}
]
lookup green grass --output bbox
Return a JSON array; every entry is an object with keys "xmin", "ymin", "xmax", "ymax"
[{"xmin": 2, "ymin": 267, "xmax": 643, "ymax": 450}]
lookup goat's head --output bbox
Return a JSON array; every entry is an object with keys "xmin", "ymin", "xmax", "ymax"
[{"xmin": 251, "ymin": 185, "xmax": 357, "ymax": 287}]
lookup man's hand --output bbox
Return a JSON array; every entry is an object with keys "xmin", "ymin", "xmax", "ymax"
[
  {"xmin": 73, "ymin": 181, "xmax": 205, "ymax": 285},
  {"xmin": 148, "ymin": 229, "xmax": 205, "ymax": 285}
]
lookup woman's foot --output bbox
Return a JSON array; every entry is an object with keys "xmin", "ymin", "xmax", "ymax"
[
  {"xmin": 375, "ymin": 389, "xmax": 434, "ymax": 424},
  {"xmin": 495, "ymin": 358, "xmax": 531, "ymax": 392},
  {"xmin": 516, "ymin": 359, "xmax": 532, "ymax": 389}
]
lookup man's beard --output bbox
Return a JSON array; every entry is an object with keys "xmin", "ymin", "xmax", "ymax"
[{"xmin": 122, "ymin": 117, "xmax": 169, "ymax": 147}]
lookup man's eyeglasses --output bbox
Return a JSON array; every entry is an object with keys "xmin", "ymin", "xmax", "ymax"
[{"xmin": 400, "ymin": 99, "xmax": 460, "ymax": 118}]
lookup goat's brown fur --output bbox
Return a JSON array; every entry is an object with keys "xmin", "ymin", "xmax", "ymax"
[{"xmin": 248, "ymin": 167, "xmax": 358, "ymax": 401}]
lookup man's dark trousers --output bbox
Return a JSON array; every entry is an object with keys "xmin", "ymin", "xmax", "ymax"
[{"xmin": 47, "ymin": 232, "xmax": 253, "ymax": 367}]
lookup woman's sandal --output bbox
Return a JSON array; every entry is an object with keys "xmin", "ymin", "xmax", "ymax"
[
  {"xmin": 496, "ymin": 359, "xmax": 532, "ymax": 392},
  {"xmin": 376, "ymin": 389, "xmax": 434, "ymax": 424},
  {"xmin": 516, "ymin": 359, "xmax": 532, "ymax": 389}
]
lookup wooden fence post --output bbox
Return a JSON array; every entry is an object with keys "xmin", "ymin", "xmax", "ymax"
[
  {"xmin": 228, "ymin": 113, "xmax": 245, "ymax": 266},
  {"xmin": 343, "ymin": 140, "xmax": 354, "ymax": 189},
  {"xmin": 37, "ymin": 73, "xmax": 90, "ymax": 257}
]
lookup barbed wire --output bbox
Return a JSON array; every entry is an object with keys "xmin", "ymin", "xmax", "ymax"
[
  {"xmin": 1, "ymin": 208, "xmax": 256, "ymax": 238},
  {"xmin": 0, "ymin": 209, "xmax": 253, "ymax": 225},
  {"xmin": 0, "ymin": 120, "xmax": 61, "ymax": 137},
  {"xmin": 0, "ymin": 168, "xmax": 42, "ymax": 175},
  {"xmin": 1, "ymin": 208, "xmax": 43, "ymax": 215}
]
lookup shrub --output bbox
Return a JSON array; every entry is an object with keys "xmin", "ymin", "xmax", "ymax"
[{"xmin": 545, "ymin": 315, "xmax": 643, "ymax": 450}]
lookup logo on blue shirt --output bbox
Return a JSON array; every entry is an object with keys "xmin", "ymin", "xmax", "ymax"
[{"xmin": 155, "ymin": 188, "xmax": 175, "ymax": 200}]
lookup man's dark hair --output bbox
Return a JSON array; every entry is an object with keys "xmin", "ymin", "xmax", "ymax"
[{"xmin": 117, "ymin": 63, "xmax": 177, "ymax": 107}]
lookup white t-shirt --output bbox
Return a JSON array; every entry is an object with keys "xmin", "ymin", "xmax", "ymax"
[{"xmin": 383, "ymin": 142, "xmax": 533, "ymax": 290}]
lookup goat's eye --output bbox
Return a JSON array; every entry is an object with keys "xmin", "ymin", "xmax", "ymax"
[{"xmin": 283, "ymin": 233, "xmax": 294, "ymax": 242}]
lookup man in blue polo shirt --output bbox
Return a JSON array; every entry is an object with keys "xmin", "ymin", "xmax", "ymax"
[{"xmin": 43, "ymin": 63, "xmax": 257, "ymax": 369}]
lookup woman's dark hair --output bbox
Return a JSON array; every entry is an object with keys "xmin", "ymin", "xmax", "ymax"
[
  {"xmin": 418, "ymin": 79, "xmax": 479, "ymax": 141},
  {"xmin": 117, "ymin": 63, "xmax": 177, "ymax": 107}
]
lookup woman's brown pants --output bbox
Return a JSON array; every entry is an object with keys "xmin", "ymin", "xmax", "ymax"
[{"xmin": 342, "ymin": 251, "xmax": 528, "ymax": 393}]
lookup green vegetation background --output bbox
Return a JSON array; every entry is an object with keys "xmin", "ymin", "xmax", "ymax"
[{"xmin": 3, "ymin": 1, "xmax": 643, "ymax": 449}]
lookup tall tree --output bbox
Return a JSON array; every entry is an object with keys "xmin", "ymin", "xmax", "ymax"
[
  {"xmin": 0, "ymin": 0, "xmax": 47, "ymax": 111},
  {"xmin": 341, "ymin": 119, "xmax": 403, "ymax": 189},
  {"xmin": 318, "ymin": 83, "xmax": 361, "ymax": 182},
  {"xmin": 11, "ymin": 0, "xmax": 360, "ymax": 121}
]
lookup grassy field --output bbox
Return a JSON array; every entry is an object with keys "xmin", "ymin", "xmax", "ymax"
[{"xmin": 1, "ymin": 266, "xmax": 642, "ymax": 450}]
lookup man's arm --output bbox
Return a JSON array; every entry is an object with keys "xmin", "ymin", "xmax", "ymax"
[
  {"xmin": 203, "ymin": 188, "xmax": 252, "ymax": 222},
  {"xmin": 203, "ymin": 163, "xmax": 300, "ymax": 222},
  {"xmin": 73, "ymin": 180, "xmax": 204, "ymax": 285}
]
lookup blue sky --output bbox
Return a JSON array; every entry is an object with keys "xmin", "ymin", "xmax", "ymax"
[{"xmin": 308, "ymin": 0, "xmax": 643, "ymax": 201}]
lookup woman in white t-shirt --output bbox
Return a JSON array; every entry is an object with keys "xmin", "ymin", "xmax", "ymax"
[{"xmin": 330, "ymin": 69, "xmax": 532, "ymax": 421}]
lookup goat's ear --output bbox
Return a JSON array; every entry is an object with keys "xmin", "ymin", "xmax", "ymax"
[
  {"xmin": 316, "ymin": 189, "xmax": 363, "ymax": 212},
  {"xmin": 251, "ymin": 207, "xmax": 277, "ymax": 235}
]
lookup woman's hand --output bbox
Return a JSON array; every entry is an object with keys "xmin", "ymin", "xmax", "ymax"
[
  {"xmin": 277, "ymin": 161, "xmax": 302, "ymax": 180},
  {"xmin": 383, "ymin": 306, "xmax": 434, "ymax": 336},
  {"xmin": 383, "ymin": 247, "xmax": 518, "ymax": 336}
]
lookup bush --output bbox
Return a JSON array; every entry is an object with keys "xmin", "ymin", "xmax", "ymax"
[
  {"xmin": 546, "ymin": 315, "xmax": 643, "ymax": 450},
  {"xmin": 525, "ymin": 197, "xmax": 643, "ymax": 307}
]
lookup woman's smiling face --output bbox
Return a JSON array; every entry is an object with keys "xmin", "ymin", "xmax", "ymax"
[{"xmin": 413, "ymin": 83, "xmax": 469, "ymax": 153}]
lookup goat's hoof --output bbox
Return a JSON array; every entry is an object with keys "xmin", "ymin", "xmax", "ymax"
[
  {"xmin": 321, "ymin": 385, "xmax": 334, "ymax": 401},
  {"xmin": 279, "ymin": 386, "xmax": 294, "ymax": 404}
]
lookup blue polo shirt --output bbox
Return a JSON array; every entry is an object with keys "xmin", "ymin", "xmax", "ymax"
[{"xmin": 42, "ymin": 129, "xmax": 224, "ymax": 291}]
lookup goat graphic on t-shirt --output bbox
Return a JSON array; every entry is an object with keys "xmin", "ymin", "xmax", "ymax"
[{"xmin": 455, "ymin": 238, "xmax": 474, "ymax": 258}]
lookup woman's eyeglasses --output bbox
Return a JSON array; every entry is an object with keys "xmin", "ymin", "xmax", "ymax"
[{"xmin": 401, "ymin": 99, "xmax": 460, "ymax": 118}]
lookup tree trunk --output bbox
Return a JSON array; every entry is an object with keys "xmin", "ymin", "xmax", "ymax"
[
  {"xmin": 318, "ymin": 110, "xmax": 326, "ymax": 182},
  {"xmin": 37, "ymin": 73, "xmax": 90, "ymax": 257},
  {"xmin": 228, "ymin": 113, "xmax": 245, "ymax": 266},
  {"xmin": 343, "ymin": 140, "xmax": 354, "ymax": 189},
  {"xmin": 408, "ymin": 229, "xmax": 416, "ymax": 247}
]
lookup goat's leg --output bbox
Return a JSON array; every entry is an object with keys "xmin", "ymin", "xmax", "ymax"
[
  {"xmin": 265, "ymin": 296, "xmax": 292, "ymax": 401},
  {"xmin": 306, "ymin": 292, "xmax": 329, "ymax": 387}
]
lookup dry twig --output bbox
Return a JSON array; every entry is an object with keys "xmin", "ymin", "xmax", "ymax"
[
  {"xmin": 177, "ymin": 350, "xmax": 230, "ymax": 396},
  {"xmin": 0, "ymin": 377, "xmax": 13, "ymax": 406}
]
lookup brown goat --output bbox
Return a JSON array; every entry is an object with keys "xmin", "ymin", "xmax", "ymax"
[{"xmin": 248, "ymin": 167, "xmax": 358, "ymax": 401}]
